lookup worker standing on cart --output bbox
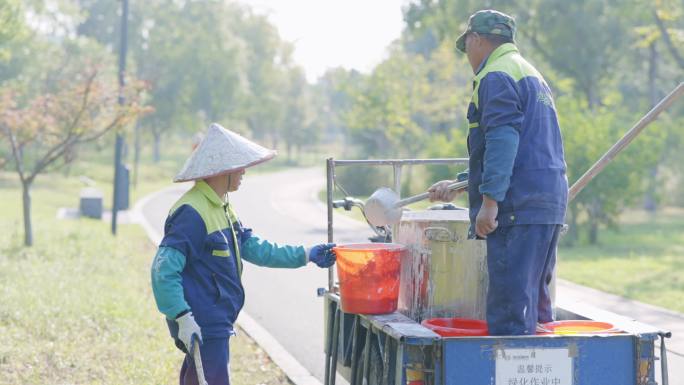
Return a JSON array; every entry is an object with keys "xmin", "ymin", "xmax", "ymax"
[
  {"xmin": 151, "ymin": 123, "xmax": 336, "ymax": 384},
  {"xmin": 428, "ymin": 10, "xmax": 568, "ymax": 336}
]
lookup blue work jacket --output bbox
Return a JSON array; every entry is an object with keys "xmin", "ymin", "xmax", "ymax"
[
  {"xmin": 466, "ymin": 43, "xmax": 568, "ymax": 227},
  {"xmin": 151, "ymin": 180, "xmax": 307, "ymax": 339}
]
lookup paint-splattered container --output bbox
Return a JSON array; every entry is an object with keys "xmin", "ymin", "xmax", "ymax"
[{"xmin": 334, "ymin": 243, "xmax": 405, "ymax": 314}]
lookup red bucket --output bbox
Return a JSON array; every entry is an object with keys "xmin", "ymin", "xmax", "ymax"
[
  {"xmin": 334, "ymin": 243, "xmax": 405, "ymax": 314},
  {"xmin": 421, "ymin": 318, "xmax": 488, "ymax": 337}
]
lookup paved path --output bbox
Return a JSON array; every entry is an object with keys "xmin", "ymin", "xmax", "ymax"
[
  {"xmin": 557, "ymin": 280, "xmax": 684, "ymax": 384},
  {"xmin": 138, "ymin": 167, "xmax": 683, "ymax": 384}
]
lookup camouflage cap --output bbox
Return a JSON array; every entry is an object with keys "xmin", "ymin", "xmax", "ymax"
[{"xmin": 455, "ymin": 10, "xmax": 516, "ymax": 53}]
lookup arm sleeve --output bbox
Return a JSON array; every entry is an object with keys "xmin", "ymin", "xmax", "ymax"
[
  {"xmin": 477, "ymin": 72, "xmax": 523, "ymax": 202},
  {"xmin": 151, "ymin": 246, "xmax": 190, "ymax": 319},
  {"xmin": 480, "ymin": 125, "xmax": 519, "ymax": 201},
  {"xmin": 241, "ymin": 235, "xmax": 307, "ymax": 268},
  {"xmin": 152, "ymin": 204, "xmax": 206, "ymax": 319}
]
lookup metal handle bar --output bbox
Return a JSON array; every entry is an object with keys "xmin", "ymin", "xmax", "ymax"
[{"xmin": 396, "ymin": 180, "xmax": 469, "ymax": 207}]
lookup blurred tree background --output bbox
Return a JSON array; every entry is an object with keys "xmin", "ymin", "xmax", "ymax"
[{"xmin": 0, "ymin": 0, "xmax": 682, "ymax": 245}]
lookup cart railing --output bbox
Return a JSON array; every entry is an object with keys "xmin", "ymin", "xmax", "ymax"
[{"xmin": 325, "ymin": 158, "xmax": 469, "ymax": 292}]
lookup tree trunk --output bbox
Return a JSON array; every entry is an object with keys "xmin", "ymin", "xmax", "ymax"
[
  {"xmin": 644, "ymin": 166, "xmax": 658, "ymax": 212},
  {"xmin": 653, "ymin": 9, "xmax": 684, "ymax": 70},
  {"xmin": 585, "ymin": 82, "xmax": 600, "ymax": 110},
  {"xmin": 402, "ymin": 165, "xmax": 414, "ymax": 196},
  {"xmin": 271, "ymin": 135, "xmax": 279, "ymax": 151},
  {"xmin": 133, "ymin": 121, "xmax": 141, "ymax": 187},
  {"xmin": 588, "ymin": 219, "xmax": 598, "ymax": 245},
  {"xmin": 648, "ymin": 42, "xmax": 659, "ymax": 105},
  {"xmin": 153, "ymin": 131, "xmax": 161, "ymax": 163},
  {"xmin": 587, "ymin": 198, "xmax": 601, "ymax": 245},
  {"xmin": 21, "ymin": 181, "xmax": 33, "ymax": 246}
]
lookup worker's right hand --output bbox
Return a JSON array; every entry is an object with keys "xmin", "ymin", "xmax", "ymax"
[
  {"xmin": 308, "ymin": 243, "xmax": 337, "ymax": 268},
  {"xmin": 176, "ymin": 311, "xmax": 202, "ymax": 354},
  {"xmin": 428, "ymin": 180, "xmax": 466, "ymax": 202}
]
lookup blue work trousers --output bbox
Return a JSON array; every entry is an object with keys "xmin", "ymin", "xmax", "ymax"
[
  {"xmin": 180, "ymin": 337, "xmax": 230, "ymax": 385},
  {"xmin": 486, "ymin": 224, "xmax": 561, "ymax": 335}
]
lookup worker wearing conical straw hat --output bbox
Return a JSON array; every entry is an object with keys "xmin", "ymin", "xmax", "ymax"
[{"xmin": 151, "ymin": 123, "xmax": 336, "ymax": 385}]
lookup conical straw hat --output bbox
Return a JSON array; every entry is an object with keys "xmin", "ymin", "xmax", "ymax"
[{"xmin": 173, "ymin": 123, "xmax": 276, "ymax": 182}]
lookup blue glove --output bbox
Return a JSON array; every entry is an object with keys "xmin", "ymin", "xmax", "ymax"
[{"xmin": 308, "ymin": 243, "xmax": 336, "ymax": 268}]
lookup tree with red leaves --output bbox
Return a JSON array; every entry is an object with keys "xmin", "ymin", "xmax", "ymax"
[{"xmin": 0, "ymin": 65, "xmax": 148, "ymax": 246}]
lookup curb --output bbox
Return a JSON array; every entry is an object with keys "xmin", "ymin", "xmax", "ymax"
[
  {"xmin": 237, "ymin": 312, "xmax": 322, "ymax": 385},
  {"xmin": 132, "ymin": 184, "xmax": 323, "ymax": 385}
]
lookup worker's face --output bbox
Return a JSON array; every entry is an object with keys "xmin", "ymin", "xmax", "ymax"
[
  {"xmin": 226, "ymin": 169, "xmax": 246, "ymax": 192},
  {"xmin": 465, "ymin": 32, "xmax": 485, "ymax": 73}
]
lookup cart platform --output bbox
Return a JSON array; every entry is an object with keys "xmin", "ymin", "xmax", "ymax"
[{"xmin": 324, "ymin": 293, "xmax": 667, "ymax": 385}]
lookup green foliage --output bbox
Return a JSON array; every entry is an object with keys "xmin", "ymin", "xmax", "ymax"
[
  {"xmin": 343, "ymin": 46, "xmax": 425, "ymax": 157},
  {"xmin": 0, "ymin": 0, "xmax": 24, "ymax": 60},
  {"xmin": 344, "ymin": 41, "xmax": 471, "ymax": 159},
  {"xmin": 281, "ymin": 67, "xmax": 321, "ymax": 159},
  {"xmin": 517, "ymin": 1, "xmax": 629, "ymax": 107},
  {"xmin": 403, "ymin": 0, "xmax": 519, "ymax": 55},
  {"xmin": 340, "ymin": 0, "xmax": 684, "ymax": 243},
  {"xmin": 313, "ymin": 69, "xmax": 352, "ymax": 142},
  {"xmin": 424, "ymin": 128, "xmax": 468, "ymax": 182},
  {"xmin": 559, "ymin": 92, "xmax": 666, "ymax": 243},
  {"xmin": 335, "ymin": 166, "xmax": 393, "ymax": 197},
  {"xmin": 75, "ymin": 0, "xmax": 314, "ymax": 158},
  {"xmin": 337, "ymin": 38, "xmax": 470, "ymax": 194},
  {"xmin": 1, "ymin": 0, "xmax": 682, "ymax": 246},
  {"xmin": 0, "ymin": 13, "xmax": 148, "ymax": 246}
]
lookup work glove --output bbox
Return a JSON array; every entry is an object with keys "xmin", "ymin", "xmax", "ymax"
[
  {"xmin": 308, "ymin": 243, "xmax": 337, "ymax": 268},
  {"xmin": 176, "ymin": 311, "xmax": 202, "ymax": 354}
]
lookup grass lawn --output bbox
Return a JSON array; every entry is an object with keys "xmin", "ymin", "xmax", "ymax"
[
  {"xmin": 0, "ymin": 167, "xmax": 289, "ymax": 384},
  {"xmin": 557, "ymin": 208, "xmax": 684, "ymax": 313}
]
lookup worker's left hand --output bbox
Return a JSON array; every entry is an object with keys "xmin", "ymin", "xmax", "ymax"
[
  {"xmin": 308, "ymin": 243, "xmax": 337, "ymax": 268},
  {"xmin": 476, "ymin": 195, "xmax": 499, "ymax": 238},
  {"xmin": 176, "ymin": 311, "xmax": 202, "ymax": 354}
]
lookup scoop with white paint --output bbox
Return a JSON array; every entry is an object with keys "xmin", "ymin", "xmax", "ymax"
[{"xmin": 365, "ymin": 180, "xmax": 468, "ymax": 227}]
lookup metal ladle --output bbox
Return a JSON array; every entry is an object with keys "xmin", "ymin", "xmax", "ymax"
[{"xmin": 364, "ymin": 180, "xmax": 468, "ymax": 227}]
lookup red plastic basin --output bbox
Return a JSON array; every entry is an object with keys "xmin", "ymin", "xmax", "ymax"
[
  {"xmin": 536, "ymin": 320, "xmax": 620, "ymax": 335},
  {"xmin": 421, "ymin": 318, "xmax": 489, "ymax": 337}
]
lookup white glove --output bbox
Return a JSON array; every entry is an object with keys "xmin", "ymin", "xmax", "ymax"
[{"xmin": 176, "ymin": 312, "xmax": 202, "ymax": 352}]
